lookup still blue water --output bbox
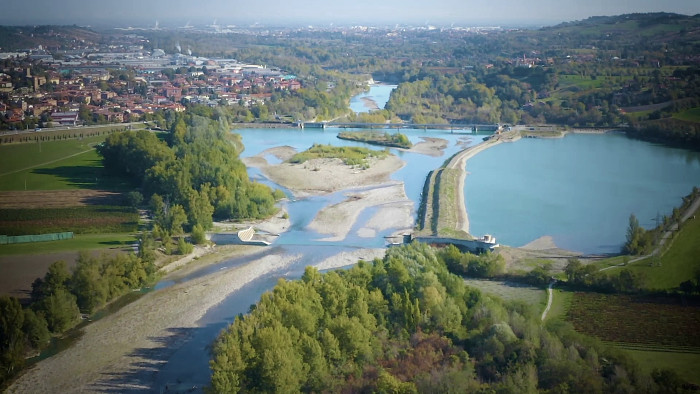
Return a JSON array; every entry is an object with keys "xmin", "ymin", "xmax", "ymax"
[
  {"xmin": 465, "ymin": 133, "xmax": 700, "ymax": 254},
  {"xmin": 349, "ymin": 84, "xmax": 397, "ymax": 113}
]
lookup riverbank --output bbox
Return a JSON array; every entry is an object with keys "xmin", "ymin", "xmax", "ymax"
[{"xmin": 6, "ymin": 245, "xmax": 301, "ymax": 393}]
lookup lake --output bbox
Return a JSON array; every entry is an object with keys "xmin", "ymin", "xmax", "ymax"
[{"xmin": 465, "ymin": 133, "xmax": 700, "ymax": 254}]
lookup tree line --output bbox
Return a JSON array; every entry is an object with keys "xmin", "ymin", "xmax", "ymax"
[
  {"xmin": 1, "ymin": 252, "xmax": 156, "ymax": 387},
  {"xmin": 210, "ymin": 242, "xmax": 680, "ymax": 392}
]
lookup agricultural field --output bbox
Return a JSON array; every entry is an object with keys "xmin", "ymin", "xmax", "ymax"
[
  {"xmin": 464, "ymin": 278, "xmax": 545, "ymax": 307},
  {"xmin": 567, "ymin": 292, "xmax": 700, "ymax": 347},
  {"xmin": 0, "ymin": 129, "xmax": 140, "ymax": 299},
  {"xmin": 566, "ymin": 292, "xmax": 700, "ymax": 384},
  {"xmin": 0, "ymin": 206, "xmax": 138, "ymax": 235}
]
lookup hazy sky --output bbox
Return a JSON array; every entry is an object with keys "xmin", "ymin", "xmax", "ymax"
[{"xmin": 2, "ymin": 0, "xmax": 699, "ymax": 27}]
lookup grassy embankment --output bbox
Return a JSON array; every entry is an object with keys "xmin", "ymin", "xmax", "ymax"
[
  {"xmin": 0, "ymin": 128, "xmax": 138, "ymax": 255},
  {"xmin": 598, "ymin": 208, "xmax": 700, "ymax": 291},
  {"xmin": 414, "ymin": 166, "xmax": 467, "ymax": 238}
]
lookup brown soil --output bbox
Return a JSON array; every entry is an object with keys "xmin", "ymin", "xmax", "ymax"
[
  {"xmin": 0, "ymin": 189, "xmax": 123, "ymax": 209},
  {"xmin": 0, "ymin": 249, "xmax": 124, "ymax": 302}
]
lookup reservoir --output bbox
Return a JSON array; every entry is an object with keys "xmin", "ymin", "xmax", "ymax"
[{"xmin": 465, "ymin": 133, "xmax": 700, "ymax": 254}]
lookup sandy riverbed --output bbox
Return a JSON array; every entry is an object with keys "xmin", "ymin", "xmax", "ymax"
[
  {"xmin": 307, "ymin": 182, "xmax": 413, "ymax": 242},
  {"xmin": 7, "ymin": 247, "xmax": 301, "ymax": 393}
]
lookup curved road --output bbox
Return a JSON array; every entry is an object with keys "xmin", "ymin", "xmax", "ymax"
[
  {"xmin": 541, "ymin": 280, "xmax": 556, "ymax": 321},
  {"xmin": 599, "ymin": 193, "xmax": 700, "ymax": 272}
]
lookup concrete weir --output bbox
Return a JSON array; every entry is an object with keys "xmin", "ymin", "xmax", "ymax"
[{"xmin": 208, "ymin": 227, "xmax": 271, "ymax": 246}]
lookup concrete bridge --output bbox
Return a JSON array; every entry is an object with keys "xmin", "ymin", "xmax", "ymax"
[{"xmin": 297, "ymin": 121, "xmax": 500, "ymax": 132}]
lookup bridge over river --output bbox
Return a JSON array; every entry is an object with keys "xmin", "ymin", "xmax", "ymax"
[{"xmin": 298, "ymin": 121, "xmax": 500, "ymax": 132}]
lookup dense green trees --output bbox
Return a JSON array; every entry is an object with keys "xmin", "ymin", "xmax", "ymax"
[
  {"xmin": 97, "ymin": 111, "xmax": 283, "ymax": 231},
  {"xmin": 564, "ymin": 258, "xmax": 644, "ymax": 293},
  {"xmin": 0, "ymin": 252, "xmax": 156, "ymax": 386},
  {"xmin": 210, "ymin": 243, "xmax": 665, "ymax": 392}
]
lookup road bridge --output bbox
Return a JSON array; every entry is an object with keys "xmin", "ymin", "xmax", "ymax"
[{"xmin": 297, "ymin": 121, "xmax": 500, "ymax": 132}]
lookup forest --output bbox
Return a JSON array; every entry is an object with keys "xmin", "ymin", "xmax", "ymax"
[
  {"xmin": 210, "ymin": 243, "xmax": 681, "ymax": 393},
  {"xmin": 97, "ymin": 106, "xmax": 285, "ymax": 234}
]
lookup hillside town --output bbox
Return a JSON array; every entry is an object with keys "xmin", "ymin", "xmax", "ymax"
[{"xmin": 0, "ymin": 32, "xmax": 300, "ymax": 130}]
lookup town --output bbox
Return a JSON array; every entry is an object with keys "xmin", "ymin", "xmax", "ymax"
[{"xmin": 0, "ymin": 28, "xmax": 302, "ymax": 131}]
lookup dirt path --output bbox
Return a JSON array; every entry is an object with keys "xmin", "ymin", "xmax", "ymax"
[{"xmin": 541, "ymin": 280, "xmax": 556, "ymax": 321}]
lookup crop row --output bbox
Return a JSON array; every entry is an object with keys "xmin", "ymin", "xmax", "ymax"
[
  {"xmin": 567, "ymin": 292, "xmax": 700, "ymax": 347},
  {"xmin": 0, "ymin": 206, "xmax": 138, "ymax": 235}
]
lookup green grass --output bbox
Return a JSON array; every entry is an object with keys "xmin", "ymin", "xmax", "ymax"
[
  {"xmin": 0, "ymin": 134, "xmax": 106, "ymax": 175},
  {"xmin": 0, "ymin": 233, "xmax": 137, "ymax": 256},
  {"xmin": 673, "ymin": 107, "xmax": 700, "ymax": 123},
  {"xmin": 0, "ymin": 149, "xmax": 131, "ymax": 191},
  {"xmin": 618, "ymin": 347, "xmax": 700, "ymax": 386},
  {"xmin": 289, "ymin": 144, "xmax": 389, "ymax": 167},
  {"xmin": 604, "ymin": 216, "xmax": 700, "ymax": 291},
  {"xmin": 545, "ymin": 288, "xmax": 573, "ymax": 322},
  {"xmin": 464, "ymin": 278, "xmax": 545, "ymax": 307}
]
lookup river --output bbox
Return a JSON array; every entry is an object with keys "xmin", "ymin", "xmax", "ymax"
[
  {"xmin": 146, "ymin": 85, "xmax": 700, "ymax": 389},
  {"xmin": 349, "ymin": 84, "xmax": 397, "ymax": 113}
]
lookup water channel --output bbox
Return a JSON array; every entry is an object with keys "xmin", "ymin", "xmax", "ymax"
[{"xmin": 150, "ymin": 85, "xmax": 700, "ymax": 389}]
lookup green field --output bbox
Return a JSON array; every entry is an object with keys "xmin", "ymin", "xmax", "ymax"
[
  {"xmin": 464, "ymin": 278, "xmax": 545, "ymax": 307},
  {"xmin": 0, "ymin": 134, "xmax": 105, "ymax": 175},
  {"xmin": 0, "ymin": 143, "xmax": 132, "ymax": 191},
  {"xmin": 673, "ymin": 107, "xmax": 700, "ymax": 123},
  {"xmin": 544, "ymin": 288, "xmax": 573, "ymax": 322},
  {"xmin": 617, "ymin": 347, "xmax": 700, "ymax": 386},
  {"xmin": 603, "ymin": 215, "xmax": 700, "ymax": 291},
  {"xmin": 0, "ymin": 233, "xmax": 137, "ymax": 256}
]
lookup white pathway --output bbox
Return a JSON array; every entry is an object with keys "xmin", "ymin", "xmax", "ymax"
[{"xmin": 541, "ymin": 280, "xmax": 556, "ymax": 321}]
